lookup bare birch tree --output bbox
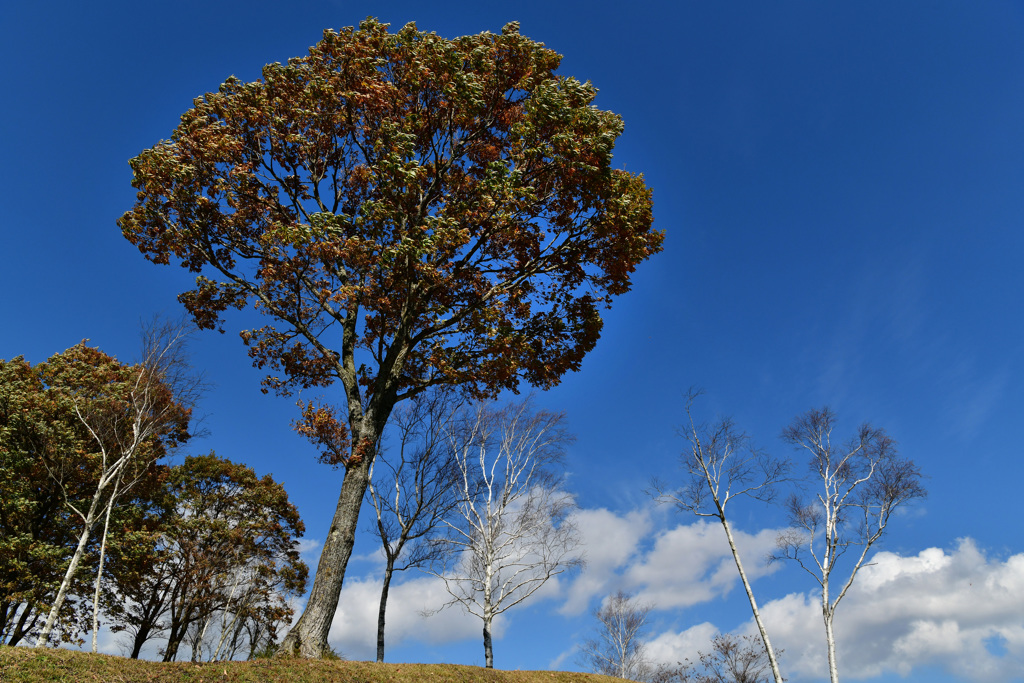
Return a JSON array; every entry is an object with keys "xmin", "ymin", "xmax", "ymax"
[
  {"xmin": 772, "ymin": 407, "xmax": 925, "ymax": 683},
  {"xmin": 429, "ymin": 398, "xmax": 583, "ymax": 669},
  {"xmin": 366, "ymin": 387, "xmax": 463, "ymax": 662},
  {"xmin": 35, "ymin": 321, "xmax": 198, "ymax": 648},
  {"xmin": 578, "ymin": 590, "xmax": 654, "ymax": 680},
  {"xmin": 87, "ymin": 319, "xmax": 203, "ymax": 652},
  {"xmin": 649, "ymin": 391, "xmax": 788, "ymax": 683}
]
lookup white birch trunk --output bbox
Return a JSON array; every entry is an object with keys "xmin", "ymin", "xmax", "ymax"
[
  {"xmin": 35, "ymin": 490, "xmax": 104, "ymax": 646},
  {"xmin": 720, "ymin": 517, "xmax": 785, "ymax": 683}
]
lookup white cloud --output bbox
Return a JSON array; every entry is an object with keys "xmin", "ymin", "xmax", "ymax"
[
  {"xmin": 328, "ymin": 572, "xmax": 495, "ymax": 660},
  {"xmin": 625, "ymin": 520, "xmax": 782, "ymax": 610},
  {"xmin": 296, "ymin": 538, "xmax": 321, "ymax": 558},
  {"xmin": 645, "ymin": 621, "xmax": 718, "ymax": 667},
  {"xmin": 559, "ymin": 507, "xmax": 652, "ymax": 615},
  {"xmin": 703, "ymin": 538, "xmax": 1024, "ymax": 683}
]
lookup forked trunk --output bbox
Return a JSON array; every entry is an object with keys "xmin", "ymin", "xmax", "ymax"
[
  {"xmin": 35, "ymin": 492, "xmax": 103, "ymax": 646},
  {"xmin": 279, "ymin": 441, "xmax": 375, "ymax": 658}
]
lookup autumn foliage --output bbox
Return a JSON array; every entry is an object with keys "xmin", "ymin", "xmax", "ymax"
[
  {"xmin": 119, "ymin": 18, "xmax": 661, "ymax": 404},
  {"xmin": 119, "ymin": 18, "xmax": 661, "ymax": 656}
]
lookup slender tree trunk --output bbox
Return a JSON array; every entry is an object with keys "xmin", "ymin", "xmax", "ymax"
[
  {"xmin": 91, "ymin": 476, "xmax": 123, "ymax": 652},
  {"xmin": 483, "ymin": 559, "xmax": 494, "ymax": 669},
  {"xmin": 483, "ymin": 615, "xmax": 494, "ymax": 669},
  {"xmin": 376, "ymin": 560, "xmax": 395, "ymax": 662},
  {"xmin": 823, "ymin": 586, "xmax": 839, "ymax": 683},
  {"xmin": 279, "ymin": 439, "xmax": 375, "ymax": 658},
  {"xmin": 720, "ymin": 516, "xmax": 785, "ymax": 683},
  {"xmin": 192, "ymin": 613, "xmax": 212, "ymax": 661}
]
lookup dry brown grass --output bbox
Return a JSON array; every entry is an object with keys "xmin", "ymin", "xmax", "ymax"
[{"xmin": 0, "ymin": 646, "xmax": 628, "ymax": 683}]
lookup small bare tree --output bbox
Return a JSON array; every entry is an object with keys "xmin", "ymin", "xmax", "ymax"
[
  {"xmin": 649, "ymin": 390, "xmax": 788, "ymax": 683},
  {"xmin": 366, "ymin": 387, "xmax": 464, "ymax": 662},
  {"xmin": 578, "ymin": 590, "xmax": 654, "ymax": 680},
  {"xmin": 650, "ymin": 633, "xmax": 783, "ymax": 683},
  {"xmin": 36, "ymin": 319, "xmax": 200, "ymax": 648},
  {"xmin": 773, "ymin": 407, "xmax": 925, "ymax": 683},
  {"xmin": 695, "ymin": 634, "xmax": 782, "ymax": 683},
  {"xmin": 429, "ymin": 398, "xmax": 583, "ymax": 669}
]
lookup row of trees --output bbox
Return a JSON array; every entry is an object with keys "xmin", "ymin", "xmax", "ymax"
[
  {"xmin": 580, "ymin": 390, "xmax": 925, "ymax": 683},
  {"xmin": 0, "ymin": 330, "xmax": 308, "ymax": 660},
  {"xmin": 1, "ymin": 329, "xmax": 580, "ymax": 667}
]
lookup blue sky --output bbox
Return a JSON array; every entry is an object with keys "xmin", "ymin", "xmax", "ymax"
[{"xmin": 2, "ymin": 1, "xmax": 1023, "ymax": 681}]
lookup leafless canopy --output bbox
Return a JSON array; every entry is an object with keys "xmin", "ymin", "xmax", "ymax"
[
  {"xmin": 772, "ymin": 406, "xmax": 925, "ymax": 683},
  {"xmin": 428, "ymin": 397, "xmax": 583, "ymax": 668},
  {"xmin": 578, "ymin": 590, "xmax": 654, "ymax": 680},
  {"xmin": 366, "ymin": 386, "xmax": 465, "ymax": 661},
  {"xmin": 773, "ymin": 407, "xmax": 926, "ymax": 593},
  {"xmin": 648, "ymin": 390, "xmax": 788, "ymax": 683},
  {"xmin": 651, "ymin": 390, "xmax": 790, "ymax": 518},
  {"xmin": 369, "ymin": 387, "xmax": 464, "ymax": 573}
]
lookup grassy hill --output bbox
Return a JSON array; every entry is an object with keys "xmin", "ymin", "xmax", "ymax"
[{"xmin": 0, "ymin": 647, "xmax": 628, "ymax": 683}]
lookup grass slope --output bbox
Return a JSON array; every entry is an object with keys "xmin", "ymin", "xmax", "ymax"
[{"xmin": 0, "ymin": 647, "xmax": 628, "ymax": 683}]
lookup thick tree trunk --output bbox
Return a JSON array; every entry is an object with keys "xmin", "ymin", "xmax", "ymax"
[
  {"xmin": 279, "ymin": 448, "xmax": 374, "ymax": 658},
  {"xmin": 720, "ymin": 516, "xmax": 785, "ymax": 683},
  {"xmin": 163, "ymin": 630, "xmax": 182, "ymax": 662},
  {"xmin": 376, "ymin": 561, "xmax": 395, "ymax": 662},
  {"xmin": 130, "ymin": 625, "xmax": 151, "ymax": 659}
]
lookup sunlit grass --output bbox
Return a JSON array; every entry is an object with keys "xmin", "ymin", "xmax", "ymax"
[{"xmin": 0, "ymin": 647, "xmax": 627, "ymax": 683}]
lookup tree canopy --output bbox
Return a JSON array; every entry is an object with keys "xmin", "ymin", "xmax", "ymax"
[{"xmin": 120, "ymin": 17, "xmax": 660, "ymax": 406}]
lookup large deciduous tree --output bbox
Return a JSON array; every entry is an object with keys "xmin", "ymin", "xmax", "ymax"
[
  {"xmin": 0, "ymin": 335, "xmax": 194, "ymax": 649},
  {"xmin": 161, "ymin": 454, "xmax": 308, "ymax": 662},
  {"xmin": 119, "ymin": 18, "xmax": 660, "ymax": 657},
  {"xmin": 0, "ymin": 356, "xmax": 93, "ymax": 646},
  {"xmin": 104, "ymin": 453, "xmax": 307, "ymax": 661},
  {"xmin": 773, "ymin": 408, "xmax": 925, "ymax": 683}
]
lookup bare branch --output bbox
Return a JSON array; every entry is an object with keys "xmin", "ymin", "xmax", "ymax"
[
  {"xmin": 776, "ymin": 406, "xmax": 926, "ymax": 683},
  {"xmin": 649, "ymin": 390, "xmax": 787, "ymax": 683},
  {"xmin": 426, "ymin": 397, "xmax": 582, "ymax": 669}
]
